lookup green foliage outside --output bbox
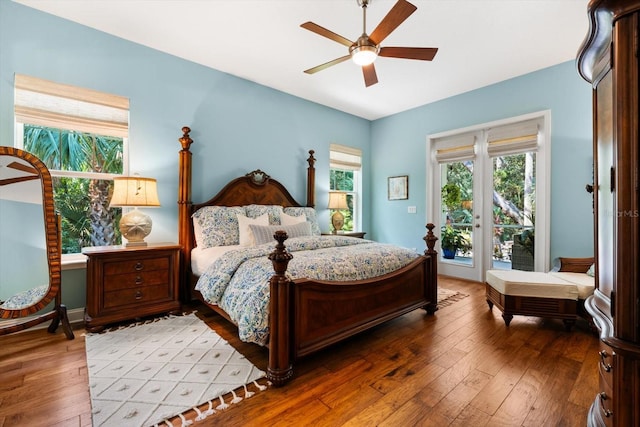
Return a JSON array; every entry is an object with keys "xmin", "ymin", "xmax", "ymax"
[
  {"xmin": 442, "ymin": 153, "xmax": 535, "ymax": 260},
  {"xmin": 23, "ymin": 125, "xmax": 123, "ymax": 253},
  {"xmin": 329, "ymin": 169, "xmax": 354, "ymax": 231},
  {"xmin": 492, "ymin": 153, "xmax": 536, "ymax": 244},
  {"xmin": 440, "ymin": 222, "xmax": 472, "ymax": 254}
]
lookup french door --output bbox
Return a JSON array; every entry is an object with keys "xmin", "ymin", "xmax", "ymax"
[{"xmin": 427, "ymin": 112, "xmax": 550, "ymax": 282}]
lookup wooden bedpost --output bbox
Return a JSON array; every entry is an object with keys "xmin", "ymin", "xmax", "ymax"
[
  {"xmin": 424, "ymin": 223, "xmax": 438, "ymax": 314},
  {"xmin": 267, "ymin": 231, "xmax": 294, "ymax": 387},
  {"xmin": 178, "ymin": 126, "xmax": 193, "ymax": 303},
  {"xmin": 306, "ymin": 150, "xmax": 315, "ymax": 207}
]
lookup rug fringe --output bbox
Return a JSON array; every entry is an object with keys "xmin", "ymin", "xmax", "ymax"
[
  {"xmin": 193, "ymin": 401, "xmax": 215, "ymax": 421},
  {"xmin": 438, "ymin": 291, "xmax": 469, "ymax": 308},
  {"xmin": 163, "ymin": 378, "xmax": 270, "ymax": 425},
  {"xmin": 85, "ymin": 311, "xmax": 199, "ymax": 336}
]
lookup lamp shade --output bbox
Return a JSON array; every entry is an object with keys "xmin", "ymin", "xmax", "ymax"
[
  {"xmin": 328, "ymin": 192, "xmax": 348, "ymax": 210},
  {"xmin": 109, "ymin": 176, "xmax": 160, "ymax": 208}
]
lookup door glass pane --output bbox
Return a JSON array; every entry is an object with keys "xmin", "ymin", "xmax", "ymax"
[
  {"xmin": 441, "ymin": 161, "xmax": 473, "ymax": 263},
  {"xmin": 492, "ymin": 152, "xmax": 536, "ymax": 270}
]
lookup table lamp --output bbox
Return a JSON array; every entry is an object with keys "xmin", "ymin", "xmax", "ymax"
[
  {"xmin": 109, "ymin": 176, "xmax": 160, "ymax": 246},
  {"xmin": 328, "ymin": 191, "xmax": 348, "ymax": 234}
]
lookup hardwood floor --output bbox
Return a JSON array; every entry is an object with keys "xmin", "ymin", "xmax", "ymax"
[{"xmin": 0, "ymin": 276, "xmax": 599, "ymax": 426}]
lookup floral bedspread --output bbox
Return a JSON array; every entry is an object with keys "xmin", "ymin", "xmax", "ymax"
[{"xmin": 195, "ymin": 236, "xmax": 420, "ymax": 346}]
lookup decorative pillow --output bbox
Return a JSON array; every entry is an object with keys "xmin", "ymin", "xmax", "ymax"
[
  {"xmin": 283, "ymin": 207, "xmax": 321, "ymax": 236},
  {"xmin": 280, "ymin": 211, "xmax": 307, "ymax": 226},
  {"xmin": 249, "ymin": 222, "xmax": 313, "ymax": 246},
  {"xmin": 586, "ymin": 263, "xmax": 595, "ymax": 277},
  {"xmin": 244, "ymin": 204, "xmax": 283, "ymax": 225},
  {"xmin": 192, "ymin": 206, "xmax": 246, "ymax": 248},
  {"xmin": 237, "ymin": 213, "xmax": 269, "ymax": 247}
]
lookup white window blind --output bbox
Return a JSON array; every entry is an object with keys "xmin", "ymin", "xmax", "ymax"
[
  {"xmin": 487, "ymin": 118, "xmax": 539, "ymax": 156},
  {"xmin": 330, "ymin": 143, "xmax": 362, "ymax": 171},
  {"xmin": 433, "ymin": 132, "xmax": 476, "ymax": 163},
  {"xmin": 14, "ymin": 74, "xmax": 129, "ymax": 138}
]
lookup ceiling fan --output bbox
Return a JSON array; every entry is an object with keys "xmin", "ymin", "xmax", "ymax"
[
  {"xmin": 0, "ymin": 161, "xmax": 38, "ymax": 187},
  {"xmin": 301, "ymin": 0, "xmax": 438, "ymax": 87}
]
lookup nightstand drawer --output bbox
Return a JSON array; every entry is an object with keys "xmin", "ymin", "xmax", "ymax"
[
  {"xmin": 103, "ymin": 285, "xmax": 170, "ymax": 309},
  {"xmin": 83, "ymin": 243, "xmax": 181, "ymax": 332},
  {"xmin": 103, "ymin": 269, "xmax": 169, "ymax": 291},
  {"xmin": 104, "ymin": 257, "xmax": 169, "ymax": 275}
]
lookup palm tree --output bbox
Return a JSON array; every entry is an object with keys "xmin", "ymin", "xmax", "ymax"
[{"xmin": 23, "ymin": 125, "xmax": 123, "ymax": 252}]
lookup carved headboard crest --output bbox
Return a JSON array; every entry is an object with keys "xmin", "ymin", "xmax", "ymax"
[{"xmin": 246, "ymin": 169, "xmax": 270, "ymax": 186}]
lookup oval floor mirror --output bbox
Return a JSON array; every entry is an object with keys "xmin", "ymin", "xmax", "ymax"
[{"xmin": 0, "ymin": 146, "xmax": 74, "ymax": 339}]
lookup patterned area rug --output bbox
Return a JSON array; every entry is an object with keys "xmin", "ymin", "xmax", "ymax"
[
  {"xmin": 438, "ymin": 287, "xmax": 469, "ymax": 308},
  {"xmin": 84, "ymin": 313, "xmax": 267, "ymax": 427}
]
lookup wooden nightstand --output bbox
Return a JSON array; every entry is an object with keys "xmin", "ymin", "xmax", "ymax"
[
  {"xmin": 322, "ymin": 231, "xmax": 367, "ymax": 239},
  {"xmin": 82, "ymin": 243, "xmax": 181, "ymax": 332}
]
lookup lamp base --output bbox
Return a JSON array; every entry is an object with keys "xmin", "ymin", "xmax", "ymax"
[
  {"xmin": 119, "ymin": 208, "xmax": 152, "ymax": 247},
  {"xmin": 331, "ymin": 211, "xmax": 345, "ymax": 233},
  {"xmin": 124, "ymin": 241, "xmax": 148, "ymax": 248}
]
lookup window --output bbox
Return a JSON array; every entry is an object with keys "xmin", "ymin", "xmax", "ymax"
[
  {"xmin": 14, "ymin": 74, "xmax": 129, "ymax": 254},
  {"xmin": 329, "ymin": 144, "xmax": 362, "ymax": 232}
]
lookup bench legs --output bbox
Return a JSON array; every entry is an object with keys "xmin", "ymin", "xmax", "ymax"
[{"xmin": 486, "ymin": 283, "xmax": 578, "ymax": 331}]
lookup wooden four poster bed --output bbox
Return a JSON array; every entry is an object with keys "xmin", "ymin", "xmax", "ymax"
[{"xmin": 177, "ymin": 127, "xmax": 439, "ymax": 386}]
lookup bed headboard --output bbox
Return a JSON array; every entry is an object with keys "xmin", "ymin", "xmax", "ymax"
[
  {"xmin": 192, "ymin": 169, "xmax": 306, "ymax": 211},
  {"xmin": 177, "ymin": 126, "xmax": 317, "ymax": 301}
]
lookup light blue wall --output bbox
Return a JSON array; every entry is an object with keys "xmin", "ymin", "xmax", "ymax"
[
  {"xmin": 1, "ymin": 2, "xmax": 594, "ymax": 313},
  {"xmin": 0, "ymin": 1, "xmax": 370, "ymax": 310},
  {"xmin": 370, "ymin": 61, "xmax": 594, "ymax": 262}
]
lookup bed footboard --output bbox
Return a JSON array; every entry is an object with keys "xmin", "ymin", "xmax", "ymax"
[{"xmin": 267, "ymin": 224, "xmax": 438, "ymax": 386}]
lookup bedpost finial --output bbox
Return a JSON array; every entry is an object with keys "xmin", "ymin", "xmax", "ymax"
[
  {"xmin": 424, "ymin": 223, "xmax": 438, "ymax": 255},
  {"xmin": 307, "ymin": 150, "xmax": 316, "ymax": 168},
  {"xmin": 179, "ymin": 126, "xmax": 193, "ymax": 151},
  {"xmin": 269, "ymin": 231, "xmax": 293, "ymax": 275}
]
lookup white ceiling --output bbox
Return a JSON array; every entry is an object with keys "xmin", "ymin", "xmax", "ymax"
[{"xmin": 15, "ymin": 0, "xmax": 590, "ymax": 120}]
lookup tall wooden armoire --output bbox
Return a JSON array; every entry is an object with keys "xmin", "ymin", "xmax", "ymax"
[{"xmin": 576, "ymin": 1, "xmax": 640, "ymax": 426}]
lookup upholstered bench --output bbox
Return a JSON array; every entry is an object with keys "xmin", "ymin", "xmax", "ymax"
[{"xmin": 485, "ymin": 257, "xmax": 594, "ymax": 331}]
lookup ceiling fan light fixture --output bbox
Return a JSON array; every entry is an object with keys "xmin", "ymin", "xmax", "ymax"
[{"xmin": 351, "ymin": 45, "xmax": 378, "ymax": 66}]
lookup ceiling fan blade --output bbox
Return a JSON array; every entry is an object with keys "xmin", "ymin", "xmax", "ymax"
[
  {"xmin": 369, "ymin": 0, "xmax": 417, "ymax": 45},
  {"xmin": 0, "ymin": 175, "xmax": 39, "ymax": 187},
  {"xmin": 379, "ymin": 46, "xmax": 438, "ymax": 61},
  {"xmin": 300, "ymin": 22, "xmax": 354, "ymax": 47},
  {"xmin": 362, "ymin": 64, "xmax": 378, "ymax": 87},
  {"xmin": 7, "ymin": 161, "xmax": 38, "ymax": 175},
  {"xmin": 304, "ymin": 55, "xmax": 351, "ymax": 74}
]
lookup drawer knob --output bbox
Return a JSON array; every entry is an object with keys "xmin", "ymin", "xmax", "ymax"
[
  {"xmin": 599, "ymin": 392, "xmax": 613, "ymax": 418},
  {"xmin": 599, "ymin": 350, "xmax": 612, "ymax": 372},
  {"xmin": 134, "ymin": 291, "xmax": 143, "ymax": 300},
  {"xmin": 134, "ymin": 262, "xmax": 144, "ymax": 271},
  {"xmin": 135, "ymin": 276, "xmax": 144, "ymax": 285}
]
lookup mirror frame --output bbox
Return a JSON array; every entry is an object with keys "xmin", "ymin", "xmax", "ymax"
[{"xmin": 0, "ymin": 146, "xmax": 74, "ymax": 339}]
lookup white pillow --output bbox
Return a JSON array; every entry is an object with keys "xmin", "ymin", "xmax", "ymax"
[
  {"xmin": 237, "ymin": 213, "xmax": 269, "ymax": 246},
  {"xmin": 280, "ymin": 211, "xmax": 307, "ymax": 226},
  {"xmin": 249, "ymin": 222, "xmax": 313, "ymax": 246},
  {"xmin": 283, "ymin": 207, "xmax": 321, "ymax": 236}
]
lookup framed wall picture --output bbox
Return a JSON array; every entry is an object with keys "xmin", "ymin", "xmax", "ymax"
[{"xmin": 388, "ymin": 175, "xmax": 408, "ymax": 200}]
